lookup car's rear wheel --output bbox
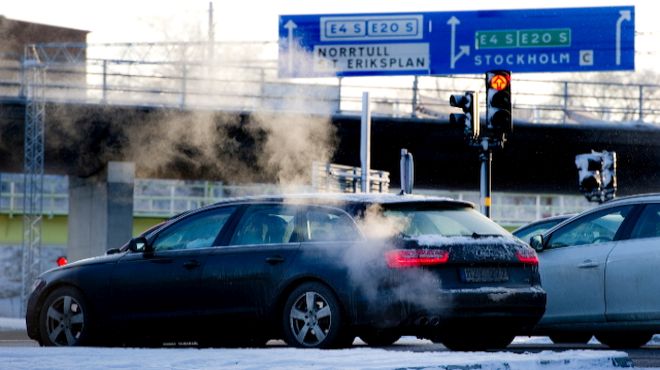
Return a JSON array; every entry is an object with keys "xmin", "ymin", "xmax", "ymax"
[
  {"xmin": 441, "ymin": 333, "xmax": 515, "ymax": 351},
  {"xmin": 359, "ymin": 329, "xmax": 401, "ymax": 346},
  {"xmin": 549, "ymin": 333, "xmax": 592, "ymax": 344},
  {"xmin": 595, "ymin": 332, "xmax": 652, "ymax": 349},
  {"xmin": 282, "ymin": 282, "xmax": 349, "ymax": 349},
  {"xmin": 39, "ymin": 286, "xmax": 92, "ymax": 346}
]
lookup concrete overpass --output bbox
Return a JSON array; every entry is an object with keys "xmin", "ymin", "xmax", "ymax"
[{"xmin": 2, "ymin": 101, "xmax": 660, "ymax": 195}]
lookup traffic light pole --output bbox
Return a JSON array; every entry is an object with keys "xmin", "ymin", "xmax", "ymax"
[
  {"xmin": 479, "ymin": 139, "xmax": 492, "ymax": 218},
  {"xmin": 449, "ymin": 70, "xmax": 511, "ymax": 219}
]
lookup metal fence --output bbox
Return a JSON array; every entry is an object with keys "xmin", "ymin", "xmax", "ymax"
[
  {"xmin": 0, "ymin": 172, "xmax": 592, "ymax": 225},
  {"xmin": 311, "ymin": 162, "xmax": 390, "ymax": 194},
  {"xmin": 1, "ymin": 42, "xmax": 660, "ymax": 124}
]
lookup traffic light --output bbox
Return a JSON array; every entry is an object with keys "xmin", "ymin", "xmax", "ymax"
[
  {"xmin": 449, "ymin": 91, "xmax": 479, "ymax": 141},
  {"xmin": 601, "ymin": 151, "xmax": 617, "ymax": 198},
  {"xmin": 485, "ymin": 70, "xmax": 512, "ymax": 135},
  {"xmin": 575, "ymin": 151, "xmax": 617, "ymax": 203},
  {"xmin": 575, "ymin": 153, "xmax": 602, "ymax": 200}
]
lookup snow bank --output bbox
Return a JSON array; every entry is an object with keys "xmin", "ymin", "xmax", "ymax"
[
  {"xmin": 0, "ymin": 347, "xmax": 632, "ymax": 370},
  {"xmin": 0, "ymin": 317, "xmax": 26, "ymax": 331}
]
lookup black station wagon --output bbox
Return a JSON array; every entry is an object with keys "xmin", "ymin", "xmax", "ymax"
[{"xmin": 26, "ymin": 193, "xmax": 545, "ymax": 350}]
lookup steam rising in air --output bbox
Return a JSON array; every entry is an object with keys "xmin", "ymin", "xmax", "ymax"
[
  {"xmin": 335, "ymin": 204, "xmax": 450, "ymax": 312},
  {"xmin": 41, "ymin": 42, "xmax": 339, "ymax": 187}
]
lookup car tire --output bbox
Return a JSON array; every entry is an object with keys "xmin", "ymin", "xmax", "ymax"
[
  {"xmin": 549, "ymin": 333, "xmax": 592, "ymax": 344},
  {"xmin": 359, "ymin": 329, "xmax": 401, "ymax": 346},
  {"xmin": 442, "ymin": 333, "xmax": 515, "ymax": 351},
  {"xmin": 39, "ymin": 286, "xmax": 93, "ymax": 346},
  {"xmin": 595, "ymin": 332, "xmax": 652, "ymax": 349},
  {"xmin": 282, "ymin": 282, "xmax": 349, "ymax": 349}
]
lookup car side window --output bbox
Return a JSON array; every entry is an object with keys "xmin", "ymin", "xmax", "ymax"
[
  {"xmin": 230, "ymin": 205, "xmax": 297, "ymax": 245},
  {"xmin": 630, "ymin": 204, "xmax": 660, "ymax": 239},
  {"xmin": 152, "ymin": 207, "xmax": 236, "ymax": 252},
  {"xmin": 514, "ymin": 220, "xmax": 561, "ymax": 243},
  {"xmin": 303, "ymin": 207, "xmax": 361, "ymax": 242},
  {"xmin": 546, "ymin": 205, "xmax": 633, "ymax": 249}
]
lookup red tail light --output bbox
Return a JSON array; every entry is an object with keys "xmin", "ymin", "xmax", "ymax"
[
  {"xmin": 516, "ymin": 249, "xmax": 538, "ymax": 265},
  {"xmin": 56, "ymin": 256, "xmax": 68, "ymax": 267},
  {"xmin": 386, "ymin": 249, "xmax": 449, "ymax": 269}
]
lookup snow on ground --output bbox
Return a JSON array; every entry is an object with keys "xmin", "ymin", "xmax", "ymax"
[
  {"xmin": 0, "ymin": 346, "xmax": 633, "ymax": 370},
  {"xmin": 0, "ymin": 317, "xmax": 25, "ymax": 331},
  {"xmin": 0, "ymin": 321, "xmax": 647, "ymax": 370}
]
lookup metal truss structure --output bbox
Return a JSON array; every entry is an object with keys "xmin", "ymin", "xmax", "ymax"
[{"xmin": 20, "ymin": 46, "xmax": 46, "ymax": 313}]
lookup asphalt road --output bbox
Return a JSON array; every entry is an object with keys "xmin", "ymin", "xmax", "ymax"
[{"xmin": 2, "ymin": 331, "xmax": 659, "ymax": 368}]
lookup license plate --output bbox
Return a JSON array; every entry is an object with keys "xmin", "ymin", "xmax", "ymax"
[{"xmin": 460, "ymin": 267, "xmax": 509, "ymax": 283}]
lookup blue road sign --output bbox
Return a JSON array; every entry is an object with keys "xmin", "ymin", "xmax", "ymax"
[{"xmin": 278, "ymin": 6, "xmax": 634, "ymax": 77}]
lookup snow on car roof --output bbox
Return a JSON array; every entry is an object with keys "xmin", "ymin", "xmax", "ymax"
[{"xmin": 209, "ymin": 192, "xmax": 474, "ymax": 208}]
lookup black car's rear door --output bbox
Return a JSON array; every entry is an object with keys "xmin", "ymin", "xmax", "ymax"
[
  {"xmin": 110, "ymin": 206, "xmax": 237, "ymax": 337},
  {"xmin": 199, "ymin": 204, "xmax": 300, "ymax": 323}
]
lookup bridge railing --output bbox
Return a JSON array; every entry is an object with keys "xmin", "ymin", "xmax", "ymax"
[
  {"xmin": 0, "ymin": 42, "xmax": 659, "ymax": 124},
  {"xmin": 0, "ymin": 172, "xmax": 592, "ymax": 225}
]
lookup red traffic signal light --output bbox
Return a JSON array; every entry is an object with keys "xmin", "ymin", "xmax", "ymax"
[
  {"xmin": 489, "ymin": 74, "xmax": 509, "ymax": 91},
  {"xmin": 486, "ymin": 70, "xmax": 512, "ymax": 135}
]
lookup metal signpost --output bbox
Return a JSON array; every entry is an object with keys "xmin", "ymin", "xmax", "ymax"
[{"xmin": 279, "ymin": 6, "xmax": 634, "ymax": 77}]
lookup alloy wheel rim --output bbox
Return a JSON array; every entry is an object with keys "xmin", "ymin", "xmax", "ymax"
[
  {"xmin": 45, "ymin": 295, "xmax": 85, "ymax": 346},
  {"xmin": 289, "ymin": 291, "xmax": 332, "ymax": 346}
]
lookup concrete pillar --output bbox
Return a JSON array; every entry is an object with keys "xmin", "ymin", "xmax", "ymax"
[{"xmin": 68, "ymin": 161, "xmax": 135, "ymax": 262}]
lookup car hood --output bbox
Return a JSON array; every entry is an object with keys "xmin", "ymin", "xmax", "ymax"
[{"xmin": 42, "ymin": 251, "xmax": 125, "ymax": 275}]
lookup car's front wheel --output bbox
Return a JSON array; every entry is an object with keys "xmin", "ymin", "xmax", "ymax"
[
  {"xmin": 595, "ymin": 332, "xmax": 652, "ymax": 349},
  {"xmin": 282, "ymin": 282, "xmax": 350, "ymax": 349},
  {"xmin": 39, "ymin": 286, "xmax": 92, "ymax": 346}
]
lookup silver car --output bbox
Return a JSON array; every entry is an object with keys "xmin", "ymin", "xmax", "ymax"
[{"xmin": 530, "ymin": 193, "xmax": 660, "ymax": 348}]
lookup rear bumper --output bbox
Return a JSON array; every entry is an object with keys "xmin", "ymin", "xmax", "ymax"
[{"xmin": 355, "ymin": 286, "xmax": 546, "ymax": 333}]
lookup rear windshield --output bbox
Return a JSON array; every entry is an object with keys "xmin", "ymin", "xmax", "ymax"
[{"xmin": 383, "ymin": 206, "xmax": 508, "ymax": 237}]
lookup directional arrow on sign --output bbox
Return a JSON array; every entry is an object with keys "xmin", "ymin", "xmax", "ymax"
[
  {"xmin": 284, "ymin": 20, "xmax": 298, "ymax": 73},
  {"xmin": 615, "ymin": 10, "xmax": 631, "ymax": 66},
  {"xmin": 447, "ymin": 16, "xmax": 470, "ymax": 69}
]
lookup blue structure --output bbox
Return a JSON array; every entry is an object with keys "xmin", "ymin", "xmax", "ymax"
[{"xmin": 279, "ymin": 6, "xmax": 635, "ymax": 77}]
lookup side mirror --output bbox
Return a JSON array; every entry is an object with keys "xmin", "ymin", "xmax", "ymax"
[
  {"xmin": 529, "ymin": 234, "xmax": 544, "ymax": 252},
  {"xmin": 128, "ymin": 236, "xmax": 150, "ymax": 253},
  {"xmin": 106, "ymin": 248, "xmax": 121, "ymax": 255}
]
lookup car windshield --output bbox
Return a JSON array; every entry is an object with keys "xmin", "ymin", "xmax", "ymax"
[{"xmin": 383, "ymin": 205, "xmax": 509, "ymax": 238}]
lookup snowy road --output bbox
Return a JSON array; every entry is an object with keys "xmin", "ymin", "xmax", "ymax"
[
  {"xmin": 0, "ymin": 336, "xmax": 645, "ymax": 370},
  {"xmin": 0, "ymin": 319, "xmax": 654, "ymax": 369},
  {"xmin": 0, "ymin": 343, "xmax": 635, "ymax": 370}
]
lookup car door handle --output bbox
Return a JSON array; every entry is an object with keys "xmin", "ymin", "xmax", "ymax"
[
  {"xmin": 266, "ymin": 256, "xmax": 285, "ymax": 265},
  {"xmin": 578, "ymin": 260, "xmax": 599, "ymax": 269},
  {"xmin": 183, "ymin": 260, "xmax": 201, "ymax": 270}
]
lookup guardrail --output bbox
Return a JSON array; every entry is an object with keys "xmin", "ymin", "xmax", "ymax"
[
  {"xmin": 0, "ymin": 173, "xmax": 592, "ymax": 225},
  {"xmin": 0, "ymin": 41, "xmax": 659, "ymax": 124}
]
